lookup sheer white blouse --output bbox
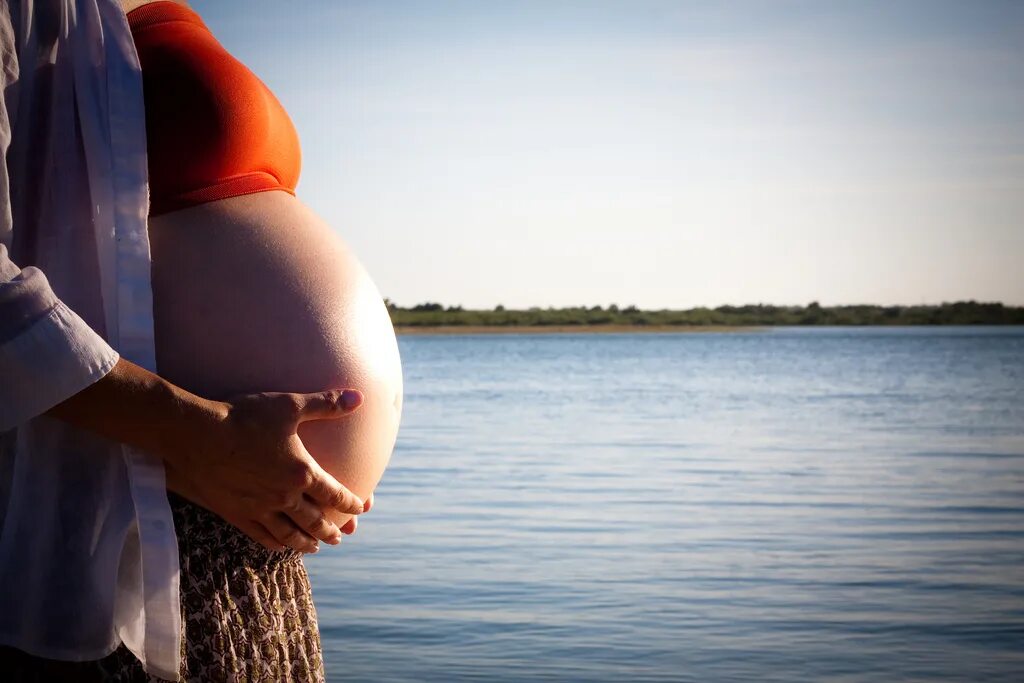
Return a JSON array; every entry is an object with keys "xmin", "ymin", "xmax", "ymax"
[{"xmin": 0, "ymin": 0, "xmax": 181, "ymax": 679}]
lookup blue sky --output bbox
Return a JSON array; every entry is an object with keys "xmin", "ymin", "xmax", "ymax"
[{"xmin": 190, "ymin": 0, "xmax": 1023, "ymax": 308}]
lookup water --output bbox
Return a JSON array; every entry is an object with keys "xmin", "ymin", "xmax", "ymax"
[{"xmin": 307, "ymin": 327, "xmax": 1024, "ymax": 682}]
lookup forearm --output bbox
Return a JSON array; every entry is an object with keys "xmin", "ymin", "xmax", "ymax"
[{"xmin": 46, "ymin": 356, "xmax": 227, "ymax": 467}]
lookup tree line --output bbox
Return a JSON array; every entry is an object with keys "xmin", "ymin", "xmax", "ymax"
[{"xmin": 383, "ymin": 300, "xmax": 1024, "ymax": 327}]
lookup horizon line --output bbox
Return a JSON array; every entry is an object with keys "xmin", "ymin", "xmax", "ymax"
[{"xmin": 383, "ymin": 299, "xmax": 1023, "ymax": 311}]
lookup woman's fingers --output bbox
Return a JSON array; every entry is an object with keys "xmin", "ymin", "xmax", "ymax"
[
  {"xmin": 284, "ymin": 495, "xmax": 343, "ymax": 545},
  {"xmin": 262, "ymin": 513, "xmax": 321, "ymax": 554},
  {"xmin": 303, "ymin": 462, "xmax": 364, "ymax": 515},
  {"xmin": 292, "ymin": 389, "xmax": 362, "ymax": 423},
  {"xmin": 340, "ymin": 491, "xmax": 377, "ymax": 534},
  {"xmin": 340, "ymin": 492, "xmax": 377, "ymax": 534},
  {"xmin": 275, "ymin": 391, "xmax": 364, "ymax": 541}
]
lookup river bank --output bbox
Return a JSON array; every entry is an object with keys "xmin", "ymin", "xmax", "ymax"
[{"xmin": 394, "ymin": 324, "xmax": 762, "ymax": 335}]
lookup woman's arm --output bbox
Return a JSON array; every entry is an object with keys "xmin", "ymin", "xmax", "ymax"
[{"xmin": 47, "ymin": 356, "xmax": 367, "ymax": 553}]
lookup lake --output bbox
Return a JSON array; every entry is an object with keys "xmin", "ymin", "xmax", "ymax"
[{"xmin": 307, "ymin": 327, "xmax": 1024, "ymax": 682}]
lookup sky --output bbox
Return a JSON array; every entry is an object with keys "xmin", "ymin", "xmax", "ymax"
[{"xmin": 190, "ymin": 0, "xmax": 1024, "ymax": 309}]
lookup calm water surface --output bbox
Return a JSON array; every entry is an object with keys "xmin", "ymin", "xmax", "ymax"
[{"xmin": 307, "ymin": 327, "xmax": 1024, "ymax": 682}]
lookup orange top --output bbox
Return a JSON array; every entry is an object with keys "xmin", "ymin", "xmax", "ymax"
[{"xmin": 127, "ymin": 2, "xmax": 301, "ymax": 216}]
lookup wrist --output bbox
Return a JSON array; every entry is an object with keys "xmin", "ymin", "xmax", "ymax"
[
  {"xmin": 48, "ymin": 357, "xmax": 229, "ymax": 468},
  {"xmin": 156, "ymin": 381, "xmax": 230, "ymax": 469}
]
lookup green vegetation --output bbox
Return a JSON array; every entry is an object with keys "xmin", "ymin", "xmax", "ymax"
[{"xmin": 385, "ymin": 300, "xmax": 1024, "ymax": 327}]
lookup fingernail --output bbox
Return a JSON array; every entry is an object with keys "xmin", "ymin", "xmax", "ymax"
[
  {"xmin": 341, "ymin": 390, "xmax": 362, "ymax": 409},
  {"xmin": 308, "ymin": 543, "xmax": 320, "ymax": 554}
]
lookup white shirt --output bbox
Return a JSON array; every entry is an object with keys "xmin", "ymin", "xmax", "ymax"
[{"xmin": 0, "ymin": 1, "xmax": 181, "ymax": 679}]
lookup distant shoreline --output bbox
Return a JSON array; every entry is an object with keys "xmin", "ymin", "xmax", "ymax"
[
  {"xmin": 393, "ymin": 322, "xmax": 1024, "ymax": 335},
  {"xmin": 388, "ymin": 301, "xmax": 1023, "ymax": 328},
  {"xmin": 395, "ymin": 324, "xmax": 762, "ymax": 335}
]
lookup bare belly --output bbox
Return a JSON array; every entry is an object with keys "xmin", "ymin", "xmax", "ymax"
[{"xmin": 148, "ymin": 191, "xmax": 403, "ymax": 523}]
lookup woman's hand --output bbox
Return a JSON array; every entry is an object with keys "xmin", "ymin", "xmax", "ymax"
[
  {"xmin": 48, "ymin": 358, "xmax": 368, "ymax": 554},
  {"xmin": 166, "ymin": 389, "xmax": 368, "ymax": 554},
  {"xmin": 339, "ymin": 492, "xmax": 374, "ymax": 536}
]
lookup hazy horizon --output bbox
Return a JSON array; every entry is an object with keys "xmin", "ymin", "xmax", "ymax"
[{"xmin": 191, "ymin": 0, "xmax": 1024, "ymax": 309}]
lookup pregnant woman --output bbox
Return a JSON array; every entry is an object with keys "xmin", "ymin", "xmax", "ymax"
[{"xmin": 113, "ymin": 0, "xmax": 402, "ymax": 679}]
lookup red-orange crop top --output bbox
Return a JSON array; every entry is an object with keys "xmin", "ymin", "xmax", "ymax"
[{"xmin": 127, "ymin": 2, "xmax": 301, "ymax": 216}]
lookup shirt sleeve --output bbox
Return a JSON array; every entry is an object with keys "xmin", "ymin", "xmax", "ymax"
[{"xmin": 0, "ymin": 3, "xmax": 119, "ymax": 431}]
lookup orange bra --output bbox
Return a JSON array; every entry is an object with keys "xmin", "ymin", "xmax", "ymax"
[{"xmin": 127, "ymin": 2, "xmax": 301, "ymax": 216}]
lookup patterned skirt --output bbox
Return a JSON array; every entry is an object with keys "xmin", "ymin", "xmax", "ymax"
[{"xmin": 1, "ymin": 494, "xmax": 326, "ymax": 682}]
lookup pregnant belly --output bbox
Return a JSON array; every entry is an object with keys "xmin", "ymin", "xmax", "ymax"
[{"xmin": 148, "ymin": 191, "xmax": 403, "ymax": 524}]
